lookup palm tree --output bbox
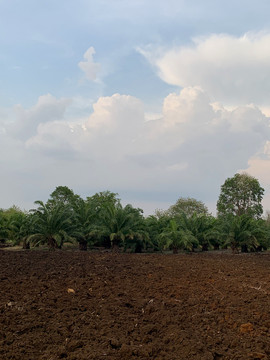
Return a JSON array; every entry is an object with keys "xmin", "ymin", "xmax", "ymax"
[
  {"xmin": 190, "ymin": 214, "xmax": 221, "ymax": 251},
  {"xmin": 28, "ymin": 201, "xmax": 74, "ymax": 249},
  {"xmin": 159, "ymin": 219, "xmax": 198, "ymax": 253},
  {"xmin": 99, "ymin": 203, "xmax": 147, "ymax": 251},
  {"xmin": 71, "ymin": 198, "xmax": 98, "ymax": 251},
  {"xmin": 9, "ymin": 212, "xmax": 33, "ymax": 249},
  {"xmin": 0, "ymin": 209, "xmax": 9, "ymax": 244},
  {"xmin": 220, "ymin": 214, "xmax": 268, "ymax": 253},
  {"xmin": 145, "ymin": 214, "xmax": 171, "ymax": 251}
]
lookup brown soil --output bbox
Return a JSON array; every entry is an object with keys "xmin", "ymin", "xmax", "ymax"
[{"xmin": 1, "ymin": 250, "xmax": 270, "ymax": 360}]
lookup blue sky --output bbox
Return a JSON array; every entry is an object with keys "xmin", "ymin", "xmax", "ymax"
[{"xmin": 1, "ymin": 0, "xmax": 270, "ymax": 214}]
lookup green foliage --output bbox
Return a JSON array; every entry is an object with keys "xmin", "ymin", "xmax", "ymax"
[
  {"xmin": 159, "ymin": 219, "xmax": 198, "ymax": 253},
  {"xmin": 0, "ymin": 206, "xmax": 30, "ymax": 246},
  {"xmin": 145, "ymin": 214, "xmax": 171, "ymax": 250},
  {"xmin": 87, "ymin": 191, "xmax": 120, "ymax": 214},
  {"xmin": 98, "ymin": 202, "xmax": 148, "ymax": 251},
  {"xmin": 29, "ymin": 200, "xmax": 75, "ymax": 249},
  {"xmin": 49, "ymin": 186, "xmax": 79, "ymax": 207},
  {"xmin": 71, "ymin": 198, "xmax": 99, "ymax": 250},
  {"xmin": 217, "ymin": 173, "xmax": 264, "ymax": 219},
  {"xmin": 166, "ymin": 197, "xmax": 209, "ymax": 218},
  {"xmin": 0, "ymin": 209, "xmax": 9, "ymax": 242},
  {"xmin": 178, "ymin": 213, "xmax": 221, "ymax": 251},
  {"xmin": 1, "ymin": 183, "xmax": 269, "ymax": 255},
  {"xmin": 219, "ymin": 214, "xmax": 269, "ymax": 252}
]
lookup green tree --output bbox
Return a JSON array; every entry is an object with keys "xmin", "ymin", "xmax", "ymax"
[
  {"xmin": 217, "ymin": 173, "xmax": 264, "ymax": 219},
  {"xmin": 49, "ymin": 186, "xmax": 79, "ymax": 207},
  {"xmin": 8, "ymin": 210, "xmax": 33, "ymax": 249},
  {"xmin": 72, "ymin": 198, "xmax": 98, "ymax": 251},
  {"xmin": 0, "ymin": 209, "xmax": 9, "ymax": 243},
  {"xmin": 166, "ymin": 197, "xmax": 209, "ymax": 218},
  {"xmin": 145, "ymin": 214, "xmax": 171, "ymax": 251},
  {"xmin": 0, "ymin": 207, "xmax": 30, "ymax": 246},
  {"xmin": 179, "ymin": 213, "xmax": 220, "ymax": 251},
  {"xmin": 122, "ymin": 205, "xmax": 150, "ymax": 253},
  {"xmin": 219, "ymin": 214, "xmax": 268, "ymax": 253},
  {"xmin": 159, "ymin": 219, "xmax": 198, "ymax": 253},
  {"xmin": 87, "ymin": 191, "xmax": 121, "ymax": 248},
  {"xmin": 29, "ymin": 201, "xmax": 74, "ymax": 249},
  {"xmin": 87, "ymin": 191, "xmax": 120, "ymax": 213},
  {"xmin": 99, "ymin": 203, "xmax": 145, "ymax": 251}
]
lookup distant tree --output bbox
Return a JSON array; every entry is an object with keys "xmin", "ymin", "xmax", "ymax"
[
  {"xmin": 0, "ymin": 206, "xmax": 30, "ymax": 246},
  {"xmin": 48, "ymin": 186, "xmax": 82, "ymax": 214},
  {"xmin": 99, "ymin": 203, "xmax": 146, "ymax": 251},
  {"xmin": 8, "ymin": 210, "xmax": 32, "ymax": 249},
  {"xmin": 217, "ymin": 173, "xmax": 264, "ymax": 219},
  {"xmin": 219, "ymin": 214, "xmax": 269, "ymax": 253},
  {"xmin": 29, "ymin": 201, "xmax": 74, "ymax": 249},
  {"xmin": 145, "ymin": 214, "xmax": 171, "ymax": 251},
  {"xmin": 166, "ymin": 197, "xmax": 209, "ymax": 218},
  {"xmin": 87, "ymin": 191, "xmax": 121, "ymax": 247},
  {"xmin": 87, "ymin": 191, "xmax": 120, "ymax": 212},
  {"xmin": 0, "ymin": 209, "xmax": 9, "ymax": 243},
  {"xmin": 49, "ymin": 186, "xmax": 77, "ymax": 206},
  {"xmin": 179, "ymin": 213, "xmax": 220, "ymax": 251},
  {"xmin": 158, "ymin": 219, "xmax": 198, "ymax": 253},
  {"xmin": 122, "ymin": 205, "xmax": 150, "ymax": 253},
  {"xmin": 72, "ymin": 198, "xmax": 98, "ymax": 251}
]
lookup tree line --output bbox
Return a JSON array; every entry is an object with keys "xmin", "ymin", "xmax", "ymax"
[{"xmin": 1, "ymin": 173, "xmax": 269, "ymax": 253}]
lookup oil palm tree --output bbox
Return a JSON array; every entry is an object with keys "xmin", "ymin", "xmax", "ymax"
[
  {"xmin": 0, "ymin": 209, "xmax": 9, "ymax": 244},
  {"xmin": 99, "ymin": 203, "xmax": 147, "ymax": 251},
  {"xmin": 159, "ymin": 219, "xmax": 198, "ymax": 253},
  {"xmin": 71, "ymin": 198, "xmax": 99, "ymax": 250},
  {"xmin": 28, "ymin": 201, "xmax": 74, "ymax": 249},
  {"xmin": 220, "ymin": 214, "xmax": 268, "ymax": 253}
]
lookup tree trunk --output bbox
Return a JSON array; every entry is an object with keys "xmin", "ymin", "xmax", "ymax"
[
  {"xmin": 22, "ymin": 239, "xmax": 30, "ymax": 249},
  {"xmin": 48, "ymin": 237, "xmax": 59, "ymax": 250},
  {"xmin": 135, "ymin": 243, "xmax": 142, "ymax": 253},
  {"xmin": 111, "ymin": 236, "xmax": 121, "ymax": 252},
  {"xmin": 79, "ymin": 240, "xmax": 87, "ymax": 251},
  {"xmin": 202, "ymin": 244, "xmax": 209, "ymax": 251},
  {"xmin": 173, "ymin": 247, "xmax": 178, "ymax": 254},
  {"xmin": 112, "ymin": 243, "xmax": 120, "ymax": 253}
]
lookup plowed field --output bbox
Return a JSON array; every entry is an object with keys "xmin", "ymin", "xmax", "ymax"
[{"xmin": 1, "ymin": 250, "xmax": 270, "ymax": 359}]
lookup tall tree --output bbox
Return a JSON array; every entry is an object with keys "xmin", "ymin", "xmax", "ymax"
[
  {"xmin": 217, "ymin": 173, "xmax": 264, "ymax": 219},
  {"xmin": 166, "ymin": 197, "xmax": 209, "ymax": 218}
]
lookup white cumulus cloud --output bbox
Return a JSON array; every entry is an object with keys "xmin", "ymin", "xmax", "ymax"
[
  {"xmin": 1, "ymin": 87, "xmax": 270, "ymax": 213},
  {"xmin": 139, "ymin": 32, "xmax": 270, "ymax": 106},
  {"xmin": 78, "ymin": 46, "xmax": 101, "ymax": 81},
  {"xmin": 8, "ymin": 94, "xmax": 71, "ymax": 141}
]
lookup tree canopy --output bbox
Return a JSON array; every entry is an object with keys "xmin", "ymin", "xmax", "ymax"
[
  {"xmin": 217, "ymin": 173, "xmax": 264, "ymax": 219},
  {"xmin": 166, "ymin": 197, "xmax": 209, "ymax": 218}
]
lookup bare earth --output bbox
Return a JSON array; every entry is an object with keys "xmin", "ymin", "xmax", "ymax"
[{"xmin": 1, "ymin": 250, "xmax": 270, "ymax": 359}]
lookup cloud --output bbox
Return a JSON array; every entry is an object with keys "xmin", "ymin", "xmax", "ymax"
[
  {"xmin": 138, "ymin": 32, "xmax": 270, "ymax": 106},
  {"xmin": 78, "ymin": 47, "xmax": 101, "ymax": 81},
  {"xmin": 7, "ymin": 94, "xmax": 71, "ymax": 141},
  {"xmin": 1, "ymin": 87, "xmax": 270, "ymax": 213}
]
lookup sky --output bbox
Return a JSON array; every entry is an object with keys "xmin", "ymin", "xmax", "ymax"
[{"xmin": 1, "ymin": 0, "xmax": 270, "ymax": 215}]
